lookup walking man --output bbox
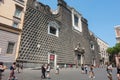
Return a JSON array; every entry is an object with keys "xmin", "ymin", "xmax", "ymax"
[{"xmin": 41, "ymin": 64, "xmax": 46, "ymax": 79}]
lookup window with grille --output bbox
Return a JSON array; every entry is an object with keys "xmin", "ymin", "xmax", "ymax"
[
  {"xmin": 74, "ymin": 15, "xmax": 79, "ymax": 27},
  {"xmin": 6, "ymin": 42, "xmax": 15, "ymax": 54},
  {"xmin": 14, "ymin": 5, "xmax": 23, "ymax": 18}
]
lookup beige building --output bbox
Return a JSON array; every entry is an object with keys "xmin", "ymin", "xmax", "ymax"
[
  {"xmin": 97, "ymin": 37, "xmax": 109, "ymax": 65},
  {"xmin": 0, "ymin": 0, "xmax": 27, "ymax": 65},
  {"xmin": 115, "ymin": 25, "xmax": 120, "ymax": 43}
]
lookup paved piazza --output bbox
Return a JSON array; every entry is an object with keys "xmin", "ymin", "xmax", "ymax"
[{"xmin": 2, "ymin": 67, "xmax": 117, "ymax": 80}]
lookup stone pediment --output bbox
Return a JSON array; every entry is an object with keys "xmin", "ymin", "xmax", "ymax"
[{"xmin": 74, "ymin": 47, "xmax": 85, "ymax": 54}]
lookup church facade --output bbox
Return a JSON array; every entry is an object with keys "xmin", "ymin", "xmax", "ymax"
[{"xmin": 17, "ymin": 0, "xmax": 100, "ymax": 68}]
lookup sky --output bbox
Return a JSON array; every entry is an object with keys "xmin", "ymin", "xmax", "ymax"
[{"xmin": 39, "ymin": 0, "xmax": 120, "ymax": 47}]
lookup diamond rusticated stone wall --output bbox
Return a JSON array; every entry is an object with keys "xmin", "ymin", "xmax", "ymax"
[{"xmin": 17, "ymin": 0, "xmax": 100, "ymax": 66}]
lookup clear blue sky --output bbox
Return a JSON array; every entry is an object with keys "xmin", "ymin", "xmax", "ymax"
[{"xmin": 39, "ymin": 0, "xmax": 120, "ymax": 47}]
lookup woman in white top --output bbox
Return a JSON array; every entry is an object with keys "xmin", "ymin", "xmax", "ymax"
[
  {"xmin": 106, "ymin": 63, "xmax": 113, "ymax": 80},
  {"xmin": 46, "ymin": 64, "xmax": 51, "ymax": 79}
]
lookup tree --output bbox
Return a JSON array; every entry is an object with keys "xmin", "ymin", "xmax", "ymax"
[
  {"xmin": 107, "ymin": 43, "xmax": 120, "ymax": 64},
  {"xmin": 115, "ymin": 43, "xmax": 120, "ymax": 54},
  {"xmin": 107, "ymin": 47, "xmax": 114, "ymax": 54}
]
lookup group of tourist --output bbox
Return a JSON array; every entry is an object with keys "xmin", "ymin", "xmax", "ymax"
[
  {"xmin": 0, "ymin": 60, "xmax": 120, "ymax": 80},
  {"xmin": 80, "ymin": 64, "xmax": 95, "ymax": 78},
  {"xmin": 0, "ymin": 62, "xmax": 23, "ymax": 80},
  {"xmin": 80, "ymin": 61, "xmax": 120, "ymax": 80}
]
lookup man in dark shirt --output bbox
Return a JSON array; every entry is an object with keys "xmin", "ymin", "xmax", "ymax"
[{"xmin": 41, "ymin": 64, "xmax": 46, "ymax": 79}]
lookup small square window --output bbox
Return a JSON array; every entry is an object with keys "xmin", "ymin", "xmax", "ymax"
[
  {"xmin": 90, "ymin": 44, "xmax": 94, "ymax": 50},
  {"xmin": 6, "ymin": 42, "xmax": 15, "ymax": 54},
  {"xmin": 50, "ymin": 26, "xmax": 56, "ymax": 35},
  {"xmin": 13, "ymin": 22, "xmax": 19, "ymax": 28}
]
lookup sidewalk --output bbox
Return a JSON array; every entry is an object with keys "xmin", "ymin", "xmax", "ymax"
[{"xmin": 1, "ymin": 68, "xmax": 118, "ymax": 80}]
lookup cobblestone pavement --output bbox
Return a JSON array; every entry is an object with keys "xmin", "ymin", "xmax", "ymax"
[{"xmin": 1, "ymin": 67, "xmax": 117, "ymax": 80}]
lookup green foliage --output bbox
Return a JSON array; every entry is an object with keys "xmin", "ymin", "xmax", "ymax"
[
  {"xmin": 106, "ymin": 47, "xmax": 114, "ymax": 54},
  {"xmin": 107, "ymin": 43, "xmax": 120, "ymax": 55},
  {"xmin": 106, "ymin": 43, "xmax": 120, "ymax": 64}
]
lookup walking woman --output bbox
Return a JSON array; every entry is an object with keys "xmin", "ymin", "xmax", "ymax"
[
  {"xmin": 115, "ymin": 55, "xmax": 120, "ymax": 80},
  {"xmin": 89, "ymin": 65, "xmax": 95, "ymax": 78},
  {"xmin": 106, "ymin": 62, "xmax": 113, "ymax": 80},
  {"xmin": 46, "ymin": 64, "xmax": 51, "ymax": 79},
  {"xmin": 8, "ymin": 62, "xmax": 16, "ymax": 80}
]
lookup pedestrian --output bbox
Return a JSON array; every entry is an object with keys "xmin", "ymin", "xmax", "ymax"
[
  {"xmin": 55, "ymin": 65, "xmax": 60, "ymax": 74},
  {"xmin": 64, "ymin": 64, "xmax": 66, "ymax": 69},
  {"xmin": 106, "ymin": 62, "xmax": 113, "ymax": 80},
  {"xmin": 0, "ymin": 62, "xmax": 6, "ymax": 80},
  {"xmin": 89, "ymin": 65, "xmax": 95, "ymax": 78},
  {"xmin": 81, "ymin": 64, "xmax": 84, "ymax": 73},
  {"xmin": 20, "ymin": 63, "xmax": 23, "ymax": 71},
  {"xmin": 41, "ymin": 64, "xmax": 46, "ymax": 79},
  {"xmin": 84, "ymin": 64, "xmax": 88, "ymax": 74},
  {"xmin": 16, "ymin": 63, "xmax": 20, "ymax": 73},
  {"xmin": 46, "ymin": 64, "xmax": 51, "ymax": 79},
  {"xmin": 8, "ymin": 62, "xmax": 16, "ymax": 80},
  {"xmin": 115, "ymin": 55, "xmax": 120, "ymax": 80}
]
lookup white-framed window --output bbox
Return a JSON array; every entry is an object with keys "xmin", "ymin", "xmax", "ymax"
[
  {"xmin": 6, "ymin": 42, "xmax": 15, "ymax": 54},
  {"xmin": 72, "ymin": 9, "xmax": 82, "ymax": 32},
  {"xmin": 74, "ymin": 15, "xmax": 79, "ymax": 27},
  {"xmin": 13, "ymin": 22, "xmax": 19, "ymax": 28},
  {"xmin": 90, "ymin": 44, "xmax": 94, "ymax": 50},
  {"xmin": 14, "ymin": 5, "xmax": 23, "ymax": 18},
  {"xmin": 48, "ymin": 21, "xmax": 59, "ymax": 37}
]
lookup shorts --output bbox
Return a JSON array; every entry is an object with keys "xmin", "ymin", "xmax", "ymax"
[{"xmin": 117, "ymin": 68, "xmax": 120, "ymax": 74}]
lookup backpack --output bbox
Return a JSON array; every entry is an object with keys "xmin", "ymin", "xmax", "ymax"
[{"xmin": 10, "ymin": 66, "xmax": 14, "ymax": 70}]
